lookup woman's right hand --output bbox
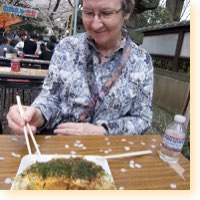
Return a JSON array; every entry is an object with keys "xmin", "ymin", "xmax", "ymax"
[{"xmin": 6, "ymin": 105, "xmax": 45, "ymax": 134}]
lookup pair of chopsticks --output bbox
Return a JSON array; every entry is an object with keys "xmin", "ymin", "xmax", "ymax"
[
  {"xmin": 103, "ymin": 150, "xmax": 152, "ymax": 159},
  {"xmin": 16, "ymin": 95, "xmax": 42, "ymax": 160}
]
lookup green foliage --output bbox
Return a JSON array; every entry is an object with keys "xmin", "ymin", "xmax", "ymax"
[
  {"xmin": 152, "ymin": 58, "xmax": 190, "ymax": 74},
  {"xmin": 153, "ymin": 59, "xmax": 173, "ymax": 71},
  {"xmin": 182, "ymin": 126, "xmax": 190, "ymax": 160},
  {"xmin": 134, "ymin": 0, "xmax": 189, "ymax": 29},
  {"xmin": 134, "ymin": 5, "xmax": 171, "ymax": 29},
  {"xmin": 178, "ymin": 60, "xmax": 190, "ymax": 73},
  {"xmin": 127, "ymin": 29, "xmax": 144, "ymax": 45}
]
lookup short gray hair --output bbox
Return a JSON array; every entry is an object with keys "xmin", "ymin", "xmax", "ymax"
[
  {"xmin": 80, "ymin": 0, "xmax": 135, "ymax": 13},
  {"xmin": 121, "ymin": 0, "xmax": 135, "ymax": 14}
]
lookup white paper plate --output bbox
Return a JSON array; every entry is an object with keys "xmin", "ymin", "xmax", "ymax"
[{"xmin": 11, "ymin": 154, "xmax": 114, "ymax": 190}]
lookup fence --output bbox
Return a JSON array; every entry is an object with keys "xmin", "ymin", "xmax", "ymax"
[
  {"xmin": 139, "ymin": 21, "xmax": 190, "ymax": 126},
  {"xmin": 140, "ymin": 21, "xmax": 190, "ymax": 73}
]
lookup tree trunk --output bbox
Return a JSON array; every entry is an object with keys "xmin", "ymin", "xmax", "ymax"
[
  {"xmin": 166, "ymin": 0, "xmax": 185, "ymax": 22},
  {"xmin": 134, "ymin": 0, "xmax": 160, "ymax": 13},
  {"xmin": 50, "ymin": 0, "xmax": 62, "ymax": 20},
  {"xmin": 53, "ymin": 0, "xmax": 62, "ymax": 13}
]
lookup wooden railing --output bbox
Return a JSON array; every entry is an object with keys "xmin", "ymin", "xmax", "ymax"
[{"xmin": 139, "ymin": 21, "xmax": 190, "ymax": 73}]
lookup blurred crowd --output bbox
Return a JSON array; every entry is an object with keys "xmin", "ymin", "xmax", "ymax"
[{"xmin": 0, "ymin": 28, "xmax": 58, "ymax": 61}]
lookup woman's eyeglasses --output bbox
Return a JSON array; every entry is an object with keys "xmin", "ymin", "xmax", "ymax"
[{"xmin": 81, "ymin": 8, "xmax": 122, "ymax": 20}]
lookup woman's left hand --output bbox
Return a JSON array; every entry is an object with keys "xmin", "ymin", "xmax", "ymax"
[{"xmin": 54, "ymin": 122, "xmax": 106, "ymax": 135}]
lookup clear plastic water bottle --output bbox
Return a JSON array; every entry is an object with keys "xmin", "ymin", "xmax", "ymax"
[{"xmin": 159, "ymin": 115, "xmax": 186, "ymax": 164}]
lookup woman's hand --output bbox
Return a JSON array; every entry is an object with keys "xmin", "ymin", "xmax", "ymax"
[
  {"xmin": 54, "ymin": 122, "xmax": 106, "ymax": 135},
  {"xmin": 7, "ymin": 105, "xmax": 45, "ymax": 134}
]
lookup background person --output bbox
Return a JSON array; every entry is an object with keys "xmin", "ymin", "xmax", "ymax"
[
  {"xmin": 0, "ymin": 36, "xmax": 17, "ymax": 56},
  {"xmin": 39, "ymin": 41, "xmax": 54, "ymax": 61},
  {"xmin": 49, "ymin": 35, "xmax": 58, "ymax": 51},
  {"xmin": 36, "ymin": 35, "xmax": 46, "ymax": 54},
  {"xmin": 23, "ymin": 33, "xmax": 37, "ymax": 55},
  {"xmin": 15, "ymin": 32, "xmax": 27, "ymax": 52}
]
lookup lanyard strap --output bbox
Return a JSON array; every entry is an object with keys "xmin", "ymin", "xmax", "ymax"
[{"xmin": 79, "ymin": 36, "xmax": 132, "ymax": 121}]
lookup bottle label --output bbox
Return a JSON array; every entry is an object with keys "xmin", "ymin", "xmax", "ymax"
[{"xmin": 162, "ymin": 132, "xmax": 185, "ymax": 152}]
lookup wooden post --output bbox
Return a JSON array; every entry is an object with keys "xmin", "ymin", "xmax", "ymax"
[
  {"xmin": 182, "ymin": 88, "xmax": 190, "ymax": 130},
  {"xmin": 65, "ymin": 16, "xmax": 70, "ymax": 36},
  {"xmin": 173, "ymin": 30, "xmax": 184, "ymax": 71},
  {"xmin": 69, "ymin": 5, "xmax": 75, "ymax": 36},
  {"xmin": 0, "ymin": 120, "xmax": 2, "ymax": 134}
]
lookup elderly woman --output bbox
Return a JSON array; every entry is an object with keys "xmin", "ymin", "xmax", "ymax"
[{"xmin": 7, "ymin": 0, "xmax": 153, "ymax": 136}]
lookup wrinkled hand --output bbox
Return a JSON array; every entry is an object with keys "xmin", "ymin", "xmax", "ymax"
[
  {"xmin": 54, "ymin": 122, "xmax": 106, "ymax": 135},
  {"xmin": 7, "ymin": 105, "xmax": 45, "ymax": 135}
]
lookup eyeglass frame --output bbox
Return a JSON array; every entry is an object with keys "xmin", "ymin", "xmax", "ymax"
[{"xmin": 81, "ymin": 7, "xmax": 123, "ymax": 20}]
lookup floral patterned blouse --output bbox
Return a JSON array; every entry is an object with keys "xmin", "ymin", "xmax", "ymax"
[{"xmin": 32, "ymin": 31, "xmax": 153, "ymax": 135}]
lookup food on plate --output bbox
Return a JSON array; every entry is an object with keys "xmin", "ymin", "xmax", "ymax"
[{"xmin": 12, "ymin": 157, "xmax": 115, "ymax": 190}]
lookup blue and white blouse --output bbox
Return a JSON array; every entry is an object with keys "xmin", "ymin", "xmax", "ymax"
[{"xmin": 32, "ymin": 32, "xmax": 153, "ymax": 135}]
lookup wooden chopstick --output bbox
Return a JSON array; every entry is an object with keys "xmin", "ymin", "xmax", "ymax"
[
  {"xmin": 23, "ymin": 125, "xmax": 32, "ymax": 155},
  {"xmin": 16, "ymin": 96, "xmax": 32, "ymax": 155},
  {"xmin": 16, "ymin": 95, "xmax": 42, "ymax": 160},
  {"xmin": 103, "ymin": 150, "xmax": 152, "ymax": 159}
]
